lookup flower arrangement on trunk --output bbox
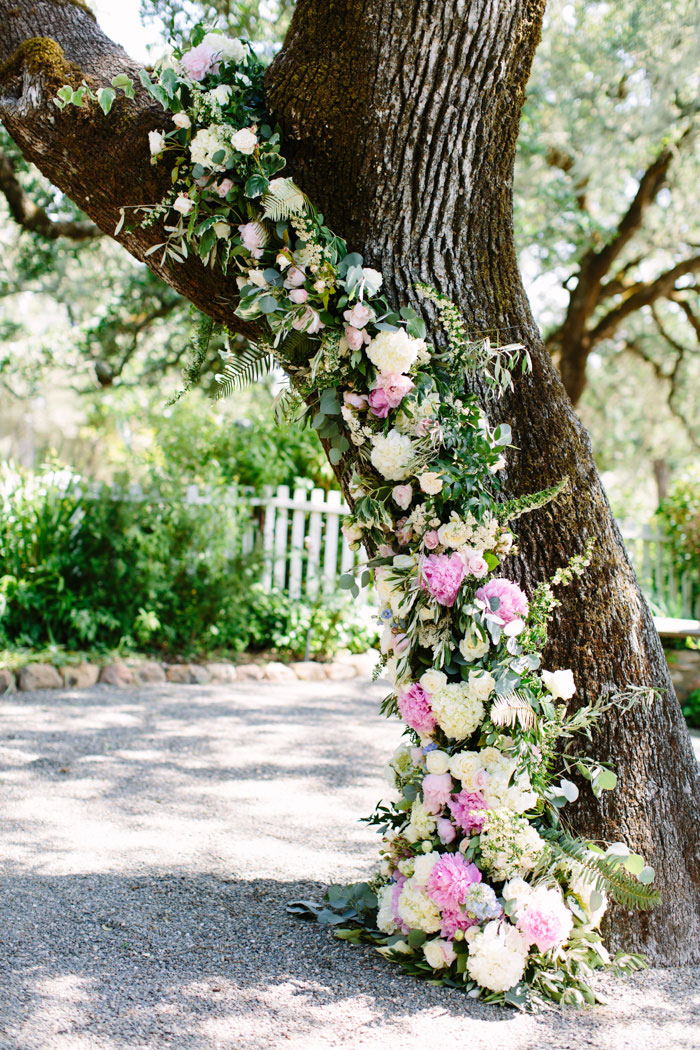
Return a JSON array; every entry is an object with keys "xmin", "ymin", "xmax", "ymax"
[{"xmin": 57, "ymin": 25, "xmax": 660, "ymax": 1009}]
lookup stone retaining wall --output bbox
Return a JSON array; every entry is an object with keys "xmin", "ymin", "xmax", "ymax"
[
  {"xmin": 666, "ymin": 647, "xmax": 700, "ymax": 702},
  {"xmin": 0, "ymin": 651, "xmax": 378, "ymax": 694}
]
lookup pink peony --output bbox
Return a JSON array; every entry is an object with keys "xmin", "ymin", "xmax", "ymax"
[
  {"xmin": 344, "ymin": 302, "xmax": 374, "ymax": 328},
  {"xmin": 423, "ymin": 529, "xmax": 440, "ymax": 550},
  {"xmin": 422, "ymin": 773, "xmax": 454, "ymax": 814},
  {"xmin": 392, "ymin": 484, "xmax": 413, "ymax": 510},
  {"xmin": 368, "ymin": 387, "xmax": 391, "ymax": 418},
  {"xmin": 517, "ymin": 887, "xmax": 573, "ymax": 952},
  {"xmin": 440, "ymin": 906, "xmax": 479, "ymax": 939},
  {"xmin": 437, "ymin": 817, "xmax": 457, "ymax": 845},
  {"xmin": 345, "ymin": 325, "xmax": 366, "ymax": 351},
  {"xmin": 448, "ymin": 790, "xmax": 488, "ymax": 833},
  {"xmin": 426, "ymin": 853, "xmax": 482, "ymax": 911},
  {"xmin": 421, "ymin": 553, "xmax": 466, "ymax": 607},
  {"xmin": 288, "ymin": 288, "xmax": 308, "ymax": 304},
  {"xmin": 180, "ymin": 43, "xmax": 219, "ymax": 81},
  {"xmin": 475, "ymin": 577, "xmax": 529, "ymax": 625},
  {"xmin": 397, "ymin": 684, "xmax": 437, "ymax": 736},
  {"xmin": 377, "ymin": 372, "xmax": 414, "ymax": 407}
]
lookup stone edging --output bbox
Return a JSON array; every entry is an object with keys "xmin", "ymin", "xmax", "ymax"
[{"xmin": 0, "ymin": 651, "xmax": 379, "ymax": 694}]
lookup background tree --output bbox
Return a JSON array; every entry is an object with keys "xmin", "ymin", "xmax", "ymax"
[{"xmin": 0, "ymin": 0, "xmax": 699, "ymax": 962}]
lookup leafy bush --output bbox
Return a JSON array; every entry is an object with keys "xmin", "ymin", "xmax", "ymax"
[
  {"xmin": 0, "ymin": 464, "xmax": 377, "ymax": 660},
  {"xmin": 657, "ymin": 476, "xmax": 700, "ymax": 575},
  {"xmin": 682, "ymin": 688, "xmax": 700, "ymax": 730}
]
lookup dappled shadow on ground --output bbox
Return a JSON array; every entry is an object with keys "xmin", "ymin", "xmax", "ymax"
[
  {"xmin": 1, "ymin": 683, "xmax": 699, "ymax": 1050},
  {"xmin": 2, "ymin": 870, "xmax": 699, "ymax": 1050}
]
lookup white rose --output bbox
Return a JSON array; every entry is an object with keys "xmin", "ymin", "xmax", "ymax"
[
  {"xmin": 438, "ymin": 519, "xmax": 471, "ymax": 548},
  {"xmin": 370, "ymin": 429, "xmax": 415, "ymax": 480},
  {"xmin": 207, "ymin": 84, "xmax": 233, "ymax": 107},
  {"xmin": 459, "ymin": 633, "xmax": 490, "ymax": 662},
  {"xmin": 173, "ymin": 112, "xmax": 191, "ymax": 129},
  {"xmin": 423, "ymin": 938, "xmax": 454, "ymax": 969},
  {"xmin": 468, "ymin": 669, "xmax": 495, "ymax": 702},
  {"xmin": 231, "ymin": 127, "xmax": 258, "ymax": 155},
  {"xmin": 148, "ymin": 130, "xmax": 165, "ymax": 157},
  {"xmin": 425, "ymin": 750, "xmax": 450, "ymax": 775},
  {"xmin": 418, "ymin": 471, "xmax": 443, "ymax": 495},
  {"xmin": 362, "ymin": 267, "xmax": 383, "ymax": 295},
  {"xmin": 420, "ymin": 669, "xmax": 447, "ymax": 694},
  {"xmin": 172, "ymin": 193, "xmax": 194, "ymax": 215},
  {"xmin": 342, "ymin": 521, "xmax": 364, "ymax": 545},
  {"xmin": 202, "ymin": 33, "xmax": 246, "ymax": 63},
  {"xmin": 541, "ymin": 668, "xmax": 576, "ymax": 700}
]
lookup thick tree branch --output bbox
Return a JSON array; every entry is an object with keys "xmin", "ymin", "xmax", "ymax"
[
  {"xmin": 0, "ymin": 0, "xmax": 258, "ymax": 338},
  {"xmin": 589, "ymin": 254, "xmax": 700, "ymax": 345},
  {"xmin": 625, "ymin": 327, "xmax": 700, "ymax": 452},
  {"xmin": 0, "ymin": 145, "xmax": 101, "ymax": 239}
]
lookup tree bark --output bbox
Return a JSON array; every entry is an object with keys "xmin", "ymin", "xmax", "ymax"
[{"xmin": 1, "ymin": 0, "xmax": 699, "ymax": 963}]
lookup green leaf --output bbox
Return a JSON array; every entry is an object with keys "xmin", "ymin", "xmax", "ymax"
[
  {"xmin": 623, "ymin": 854, "xmax": 645, "ymax": 876},
  {"xmin": 597, "ymin": 769, "xmax": 618, "ymax": 791},
  {"xmin": 111, "ymin": 73, "xmax": 135, "ymax": 99},
  {"xmin": 407, "ymin": 929, "xmax": 426, "ymax": 948},
  {"xmin": 638, "ymin": 866, "xmax": 656, "ymax": 885},
  {"xmin": 329, "ymin": 448, "xmax": 342, "ymax": 465},
  {"xmin": 258, "ymin": 295, "xmax": 280, "ymax": 314},
  {"xmin": 559, "ymin": 778, "xmax": 579, "ymax": 803},
  {"xmin": 338, "ymin": 574, "xmax": 355, "ymax": 590},
  {"xmin": 245, "ymin": 174, "xmax": 269, "ymax": 199}
]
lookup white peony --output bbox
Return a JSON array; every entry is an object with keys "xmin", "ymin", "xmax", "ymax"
[
  {"xmin": 202, "ymin": 33, "xmax": 246, "ymax": 63},
  {"xmin": 412, "ymin": 851, "xmax": 441, "ymax": 888},
  {"xmin": 231, "ymin": 127, "xmax": 258, "ymax": 154},
  {"xmin": 430, "ymin": 682, "xmax": 485, "ymax": 740},
  {"xmin": 466, "ymin": 920, "xmax": 529, "ymax": 992},
  {"xmin": 172, "ymin": 112, "xmax": 191, "ymax": 129},
  {"xmin": 366, "ymin": 328, "xmax": 425, "ymax": 375},
  {"xmin": 425, "ymin": 749, "xmax": 450, "ymax": 775},
  {"xmin": 189, "ymin": 126, "xmax": 232, "ymax": 170},
  {"xmin": 541, "ymin": 668, "xmax": 576, "ymax": 700},
  {"xmin": 370, "ymin": 429, "xmax": 415, "ymax": 480},
  {"xmin": 418, "ymin": 471, "xmax": 443, "ymax": 495},
  {"xmin": 396, "ymin": 883, "xmax": 442, "ymax": 934}
]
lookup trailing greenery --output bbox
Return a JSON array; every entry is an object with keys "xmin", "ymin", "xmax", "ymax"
[{"xmin": 541, "ymin": 828, "xmax": 661, "ymax": 911}]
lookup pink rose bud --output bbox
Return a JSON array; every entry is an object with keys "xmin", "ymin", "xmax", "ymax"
[
  {"xmin": 216, "ymin": 178, "xmax": 234, "ymax": 197},
  {"xmin": 288, "ymin": 288, "xmax": 308, "ymax": 304},
  {"xmin": 344, "ymin": 325, "xmax": 365, "ymax": 351},
  {"xmin": 377, "ymin": 372, "xmax": 414, "ymax": 408},
  {"xmin": 392, "ymin": 484, "xmax": 412, "ymax": 510},
  {"xmin": 284, "ymin": 266, "xmax": 306, "ymax": 288},
  {"xmin": 343, "ymin": 391, "xmax": 368, "ymax": 410},
  {"xmin": 424, "ymin": 530, "xmax": 440, "ymax": 550},
  {"xmin": 437, "ymin": 818, "xmax": 457, "ymax": 845},
  {"xmin": 368, "ymin": 386, "xmax": 391, "ymax": 418},
  {"xmin": 378, "ymin": 543, "xmax": 396, "ymax": 557},
  {"xmin": 343, "ymin": 303, "xmax": 374, "ymax": 328}
]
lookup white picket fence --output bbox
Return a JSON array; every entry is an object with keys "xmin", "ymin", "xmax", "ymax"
[{"xmin": 77, "ymin": 481, "xmax": 699, "ymax": 616}]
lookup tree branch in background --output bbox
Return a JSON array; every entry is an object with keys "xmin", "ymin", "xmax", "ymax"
[
  {"xmin": 589, "ymin": 254, "xmax": 700, "ymax": 345},
  {"xmin": 0, "ymin": 147, "xmax": 102, "ymax": 240}
]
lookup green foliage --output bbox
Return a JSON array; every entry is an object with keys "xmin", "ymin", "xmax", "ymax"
[
  {"xmin": 542, "ymin": 828, "xmax": 661, "ymax": 911},
  {"xmin": 657, "ymin": 475, "xmax": 700, "ymax": 575},
  {"xmin": 215, "ymin": 342, "xmax": 275, "ymax": 398},
  {"xmin": 682, "ymin": 688, "xmax": 700, "ymax": 729}
]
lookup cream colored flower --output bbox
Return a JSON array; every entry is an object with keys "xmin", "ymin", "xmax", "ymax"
[{"xmin": 418, "ymin": 471, "xmax": 443, "ymax": 495}]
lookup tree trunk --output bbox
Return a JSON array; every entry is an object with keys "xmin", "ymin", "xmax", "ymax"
[{"xmin": 1, "ymin": 0, "xmax": 699, "ymax": 963}]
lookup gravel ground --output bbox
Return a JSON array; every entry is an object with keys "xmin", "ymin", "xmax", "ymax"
[{"xmin": 1, "ymin": 680, "xmax": 699, "ymax": 1050}]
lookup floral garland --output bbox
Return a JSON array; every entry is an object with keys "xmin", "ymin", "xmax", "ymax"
[{"xmin": 57, "ymin": 26, "xmax": 660, "ymax": 1009}]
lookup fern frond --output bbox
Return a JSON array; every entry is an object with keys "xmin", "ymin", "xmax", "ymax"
[
  {"xmin": 542, "ymin": 828, "xmax": 661, "ymax": 911},
  {"xmin": 498, "ymin": 476, "xmax": 569, "ymax": 523},
  {"xmin": 490, "ymin": 691, "xmax": 538, "ymax": 730},
  {"xmin": 261, "ymin": 178, "xmax": 310, "ymax": 221},
  {"xmin": 215, "ymin": 342, "xmax": 274, "ymax": 398}
]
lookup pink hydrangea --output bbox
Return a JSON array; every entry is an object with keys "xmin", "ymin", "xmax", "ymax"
[
  {"xmin": 180, "ymin": 43, "xmax": 219, "ymax": 81},
  {"xmin": 475, "ymin": 577, "xmax": 529, "ymax": 625},
  {"xmin": 426, "ymin": 853, "xmax": 482, "ymax": 911},
  {"xmin": 422, "ymin": 773, "xmax": 454, "ymax": 814},
  {"xmin": 391, "ymin": 876, "xmax": 410, "ymax": 933},
  {"xmin": 517, "ymin": 887, "xmax": 574, "ymax": 952},
  {"xmin": 448, "ymin": 790, "xmax": 488, "ymax": 833},
  {"xmin": 397, "ymin": 684, "xmax": 436, "ymax": 736},
  {"xmin": 421, "ymin": 553, "xmax": 466, "ymax": 607}
]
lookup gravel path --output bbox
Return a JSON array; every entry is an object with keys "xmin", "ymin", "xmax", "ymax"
[{"xmin": 1, "ymin": 680, "xmax": 699, "ymax": 1050}]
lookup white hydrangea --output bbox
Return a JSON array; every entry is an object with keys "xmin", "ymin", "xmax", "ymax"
[
  {"xmin": 466, "ymin": 920, "xmax": 529, "ymax": 992},
  {"xmin": 189, "ymin": 126, "xmax": 232, "ymax": 170},
  {"xmin": 396, "ymin": 882, "xmax": 442, "ymax": 934},
  {"xmin": 430, "ymin": 682, "xmax": 485, "ymax": 740},
  {"xmin": 408, "ymin": 800, "xmax": 437, "ymax": 839},
  {"xmin": 202, "ymin": 33, "xmax": 246, "ymax": 63},
  {"xmin": 479, "ymin": 810, "xmax": 545, "ymax": 881},
  {"xmin": 366, "ymin": 328, "xmax": 425, "ymax": 375},
  {"xmin": 376, "ymin": 883, "xmax": 400, "ymax": 934},
  {"xmin": 370, "ymin": 429, "xmax": 415, "ymax": 480}
]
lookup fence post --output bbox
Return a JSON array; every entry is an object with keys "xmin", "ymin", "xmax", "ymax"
[
  {"xmin": 289, "ymin": 486, "xmax": 307, "ymax": 599},
  {"xmin": 261, "ymin": 484, "xmax": 275, "ymax": 589},
  {"xmin": 306, "ymin": 488, "xmax": 325, "ymax": 598},
  {"xmin": 273, "ymin": 484, "xmax": 290, "ymax": 589}
]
